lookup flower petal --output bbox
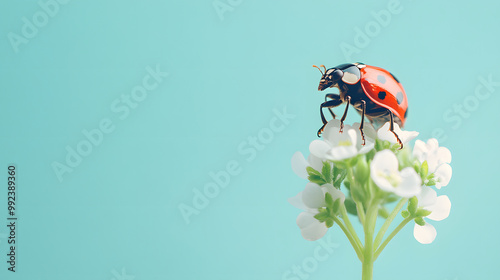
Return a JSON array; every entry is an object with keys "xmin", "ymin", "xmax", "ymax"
[
  {"xmin": 322, "ymin": 119, "xmax": 353, "ymax": 143},
  {"xmin": 434, "ymin": 163, "xmax": 452, "ymax": 189},
  {"xmin": 358, "ymin": 138, "xmax": 375, "ymax": 154},
  {"xmin": 437, "ymin": 146, "xmax": 452, "ymax": 164},
  {"xmin": 309, "ymin": 140, "xmax": 331, "ymax": 159},
  {"xmin": 412, "ymin": 139, "xmax": 427, "ymax": 163},
  {"xmin": 377, "ymin": 122, "xmax": 418, "ymax": 145},
  {"xmin": 417, "ymin": 186, "xmax": 437, "ymax": 208},
  {"xmin": 307, "ymin": 154, "xmax": 324, "ymax": 172},
  {"xmin": 328, "ymin": 127, "xmax": 357, "ymax": 147},
  {"xmin": 327, "ymin": 145, "xmax": 358, "ymax": 161},
  {"xmin": 288, "ymin": 191, "xmax": 307, "ymax": 211},
  {"xmin": 371, "ymin": 149, "xmax": 399, "ymax": 172},
  {"xmin": 426, "ymin": 195, "xmax": 451, "ymax": 221},
  {"xmin": 413, "ymin": 223, "xmax": 437, "ymax": 244},
  {"xmin": 302, "ymin": 183, "xmax": 326, "ymax": 209},
  {"xmin": 412, "ymin": 138, "xmax": 451, "ymax": 173},
  {"xmin": 370, "ymin": 150, "xmax": 400, "ymax": 192},
  {"xmin": 351, "ymin": 122, "xmax": 377, "ymax": 153},
  {"xmin": 394, "ymin": 167, "xmax": 422, "ymax": 197},
  {"xmin": 296, "ymin": 212, "xmax": 328, "ymax": 241},
  {"xmin": 323, "ymin": 118, "xmax": 342, "ymax": 133},
  {"xmin": 323, "ymin": 184, "xmax": 346, "ymax": 203},
  {"xmin": 291, "ymin": 151, "xmax": 309, "ymax": 179}
]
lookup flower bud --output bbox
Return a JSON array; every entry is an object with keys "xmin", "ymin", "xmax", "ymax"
[
  {"xmin": 408, "ymin": 197, "xmax": 418, "ymax": 215},
  {"xmin": 354, "ymin": 156, "xmax": 369, "ymax": 184},
  {"xmin": 420, "ymin": 161, "xmax": 429, "ymax": 180}
]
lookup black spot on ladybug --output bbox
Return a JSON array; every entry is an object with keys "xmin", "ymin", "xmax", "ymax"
[
  {"xmin": 377, "ymin": 75, "xmax": 386, "ymax": 84},
  {"xmin": 390, "ymin": 73, "xmax": 400, "ymax": 83},
  {"xmin": 404, "ymin": 108, "xmax": 408, "ymax": 119},
  {"xmin": 396, "ymin": 92, "xmax": 404, "ymax": 105},
  {"xmin": 378, "ymin": 91, "xmax": 386, "ymax": 100}
]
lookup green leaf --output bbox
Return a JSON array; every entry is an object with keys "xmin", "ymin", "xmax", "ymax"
[
  {"xmin": 307, "ymin": 166, "xmax": 321, "ymax": 177},
  {"xmin": 308, "ymin": 166, "xmax": 329, "ymax": 185},
  {"xmin": 416, "ymin": 208, "xmax": 432, "ymax": 217},
  {"xmin": 414, "ymin": 217, "xmax": 426, "ymax": 226},
  {"xmin": 325, "ymin": 219, "xmax": 334, "ymax": 228},
  {"xmin": 308, "ymin": 174, "xmax": 326, "ymax": 185},
  {"xmin": 375, "ymin": 139, "xmax": 393, "ymax": 151},
  {"xmin": 426, "ymin": 178, "xmax": 436, "ymax": 187},
  {"xmin": 413, "ymin": 160, "xmax": 421, "ymax": 174},
  {"xmin": 331, "ymin": 199, "xmax": 341, "ymax": 215},
  {"xmin": 321, "ymin": 161, "xmax": 333, "ymax": 184},
  {"xmin": 314, "ymin": 211, "xmax": 330, "ymax": 222},
  {"xmin": 343, "ymin": 180, "xmax": 351, "ymax": 190},
  {"xmin": 420, "ymin": 160, "xmax": 429, "ymax": 180},
  {"xmin": 375, "ymin": 139, "xmax": 385, "ymax": 151},
  {"xmin": 401, "ymin": 210, "xmax": 410, "ymax": 218},
  {"xmin": 344, "ymin": 198, "xmax": 358, "ymax": 215},
  {"xmin": 366, "ymin": 149, "xmax": 376, "ymax": 161},
  {"xmin": 333, "ymin": 170, "xmax": 347, "ymax": 189},
  {"xmin": 324, "ymin": 192, "xmax": 334, "ymax": 208},
  {"xmin": 390, "ymin": 143, "xmax": 401, "ymax": 151},
  {"xmin": 408, "ymin": 197, "xmax": 418, "ymax": 215}
]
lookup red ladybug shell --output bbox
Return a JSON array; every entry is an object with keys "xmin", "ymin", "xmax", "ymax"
[{"xmin": 359, "ymin": 65, "xmax": 408, "ymax": 126}]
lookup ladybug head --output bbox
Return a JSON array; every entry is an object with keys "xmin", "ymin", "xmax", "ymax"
[{"xmin": 313, "ymin": 65, "xmax": 344, "ymax": 91}]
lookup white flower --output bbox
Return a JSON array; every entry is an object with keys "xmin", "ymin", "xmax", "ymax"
[
  {"xmin": 295, "ymin": 212, "xmax": 329, "ymax": 241},
  {"xmin": 370, "ymin": 150, "xmax": 422, "ymax": 197},
  {"xmin": 377, "ymin": 122, "xmax": 419, "ymax": 146},
  {"xmin": 288, "ymin": 182, "xmax": 345, "ymax": 241},
  {"xmin": 413, "ymin": 138, "xmax": 452, "ymax": 189},
  {"xmin": 291, "ymin": 151, "xmax": 324, "ymax": 179},
  {"xmin": 309, "ymin": 119, "xmax": 375, "ymax": 161},
  {"xmin": 352, "ymin": 122, "xmax": 377, "ymax": 142},
  {"xmin": 413, "ymin": 186, "xmax": 451, "ymax": 244}
]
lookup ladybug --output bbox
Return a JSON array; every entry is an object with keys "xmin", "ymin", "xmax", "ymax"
[{"xmin": 313, "ymin": 62, "xmax": 408, "ymax": 147}]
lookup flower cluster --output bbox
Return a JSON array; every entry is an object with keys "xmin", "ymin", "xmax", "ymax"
[{"xmin": 289, "ymin": 119, "xmax": 452, "ymax": 244}]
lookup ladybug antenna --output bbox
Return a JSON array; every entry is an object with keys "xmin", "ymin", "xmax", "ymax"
[
  {"xmin": 312, "ymin": 65, "xmax": 324, "ymax": 75},
  {"xmin": 320, "ymin": 65, "xmax": 326, "ymax": 73}
]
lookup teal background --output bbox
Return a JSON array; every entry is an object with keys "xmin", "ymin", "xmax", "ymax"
[{"xmin": 0, "ymin": 0, "xmax": 499, "ymax": 279}]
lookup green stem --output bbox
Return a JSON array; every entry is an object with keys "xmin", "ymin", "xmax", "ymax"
[
  {"xmin": 355, "ymin": 201, "xmax": 365, "ymax": 225},
  {"xmin": 340, "ymin": 204, "xmax": 363, "ymax": 250},
  {"xmin": 374, "ymin": 217, "xmax": 413, "ymax": 260},
  {"xmin": 332, "ymin": 216, "xmax": 364, "ymax": 261},
  {"xmin": 373, "ymin": 198, "xmax": 408, "ymax": 249},
  {"xmin": 362, "ymin": 201, "xmax": 379, "ymax": 280},
  {"xmin": 346, "ymin": 166, "xmax": 366, "ymax": 226}
]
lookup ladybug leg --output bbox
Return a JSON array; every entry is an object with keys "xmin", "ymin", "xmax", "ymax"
[
  {"xmin": 389, "ymin": 110, "xmax": 403, "ymax": 149},
  {"xmin": 339, "ymin": 96, "xmax": 351, "ymax": 133},
  {"xmin": 325, "ymin": 94, "xmax": 339, "ymax": 119},
  {"xmin": 357, "ymin": 100, "xmax": 366, "ymax": 145},
  {"xmin": 317, "ymin": 94, "xmax": 343, "ymax": 137}
]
